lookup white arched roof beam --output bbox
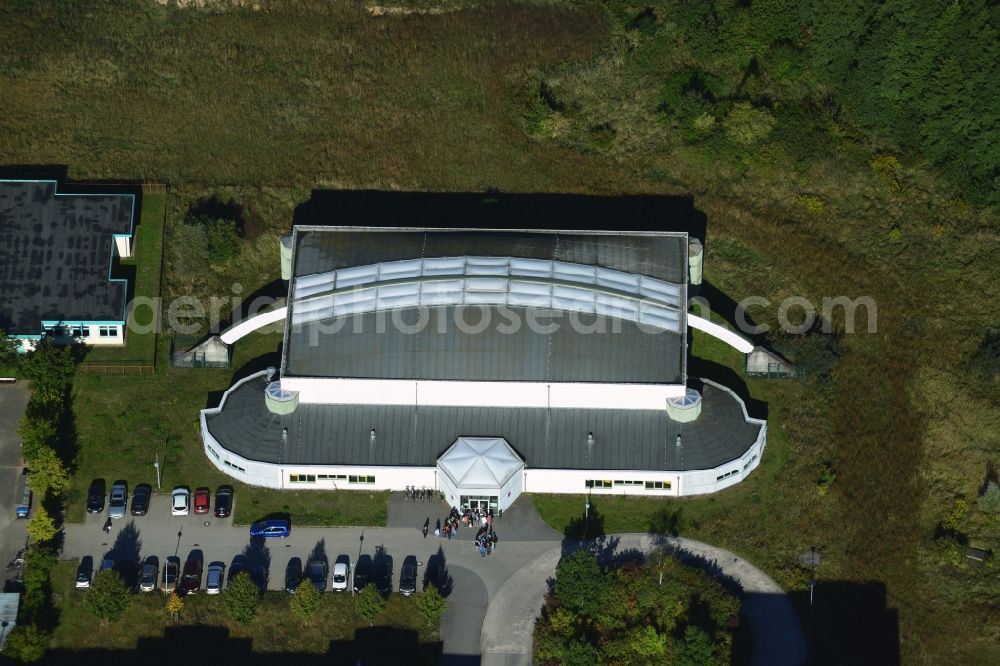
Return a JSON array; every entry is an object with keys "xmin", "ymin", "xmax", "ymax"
[
  {"xmin": 687, "ymin": 314, "xmax": 754, "ymax": 353},
  {"xmin": 220, "ymin": 306, "xmax": 287, "ymax": 345}
]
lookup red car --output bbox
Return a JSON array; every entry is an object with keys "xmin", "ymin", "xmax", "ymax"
[{"xmin": 193, "ymin": 487, "xmax": 210, "ymax": 514}]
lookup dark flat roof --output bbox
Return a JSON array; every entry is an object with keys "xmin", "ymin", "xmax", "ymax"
[
  {"xmin": 0, "ymin": 180, "xmax": 135, "ymax": 335},
  {"xmin": 285, "ymin": 305, "xmax": 683, "ymax": 383},
  {"xmin": 205, "ymin": 378, "xmax": 761, "ymax": 472}
]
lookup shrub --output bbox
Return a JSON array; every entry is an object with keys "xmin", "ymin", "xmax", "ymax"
[
  {"xmin": 798, "ymin": 194, "xmax": 825, "ymax": 215},
  {"xmin": 415, "ymin": 584, "xmax": 448, "ymax": 626},
  {"xmin": 942, "ymin": 498, "xmax": 968, "ymax": 532},
  {"xmin": 84, "ymin": 569, "xmax": 131, "ymax": 623},
  {"xmin": 165, "ymin": 592, "xmax": 184, "ymax": 623},
  {"xmin": 26, "ymin": 445, "xmax": 69, "ymax": 497},
  {"xmin": 723, "ymin": 102, "xmax": 775, "ymax": 146},
  {"xmin": 554, "ymin": 550, "xmax": 603, "ymax": 617},
  {"xmin": 290, "ymin": 579, "xmax": 321, "ymax": 622},
  {"xmin": 1, "ymin": 624, "xmax": 50, "ymax": 663},
  {"xmin": 355, "ymin": 583, "xmax": 386, "ymax": 626},
  {"xmin": 870, "ymin": 155, "xmax": 902, "ymax": 192},
  {"xmin": 979, "ymin": 481, "xmax": 1000, "ymax": 514},
  {"xmin": 675, "ymin": 625, "xmax": 718, "ymax": 666},
  {"xmin": 225, "ymin": 571, "xmax": 260, "ymax": 626}
]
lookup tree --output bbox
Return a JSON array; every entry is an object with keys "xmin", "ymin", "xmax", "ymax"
[
  {"xmin": 27, "ymin": 445, "xmax": 69, "ymax": 497},
  {"xmin": 225, "ymin": 571, "xmax": 260, "ymax": 626},
  {"xmin": 166, "ymin": 592, "xmax": 184, "ymax": 624},
  {"xmin": 290, "ymin": 579, "xmax": 321, "ymax": 622},
  {"xmin": 722, "ymin": 102, "xmax": 775, "ymax": 146},
  {"xmin": 415, "ymin": 584, "xmax": 448, "ymax": 626},
  {"xmin": 16, "ymin": 414, "xmax": 57, "ymax": 461},
  {"xmin": 20, "ymin": 340, "xmax": 76, "ymax": 405},
  {"xmin": 675, "ymin": 625, "xmax": 718, "ymax": 666},
  {"xmin": 26, "ymin": 505, "xmax": 58, "ymax": 544},
  {"xmin": 979, "ymin": 481, "xmax": 1000, "ymax": 514},
  {"xmin": 1, "ymin": 624, "xmax": 50, "ymax": 663},
  {"xmin": 355, "ymin": 583, "xmax": 385, "ymax": 626},
  {"xmin": 561, "ymin": 639, "xmax": 598, "ymax": 666},
  {"xmin": 0, "ymin": 328, "xmax": 19, "ymax": 367},
  {"xmin": 554, "ymin": 550, "xmax": 604, "ymax": 617},
  {"xmin": 84, "ymin": 569, "xmax": 131, "ymax": 623}
]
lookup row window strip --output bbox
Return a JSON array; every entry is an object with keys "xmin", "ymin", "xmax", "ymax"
[
  {"xmin": 43, "ymin": 325, "xmax": 92, "ymax": 338},
  {"xmin": 290, "ymin": 474, "xmax": 375, "ymax": 484},
  {"xmin": 586, "ymin": 479, "xmax": 672, "ymax": 490},
  {"xmin": 743, "ymin": 454, "xmax": 758, "ymax": 470},
  {"xmin": 716, "ymin": 469, "xmax": 739, "ymax": 481},
  {"xmin": 223, "ymin": 459, "xmax": 246, "ymax": 473}
]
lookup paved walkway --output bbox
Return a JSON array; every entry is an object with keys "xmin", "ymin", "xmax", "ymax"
[{"xmin": 480, "ymin": 533, "xmax": 807, "ymax": 666}]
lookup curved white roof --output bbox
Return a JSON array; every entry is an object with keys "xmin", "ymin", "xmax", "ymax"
[{"xmin": 437, "ymin": 437, "xmax": 524, "ymax": 488}]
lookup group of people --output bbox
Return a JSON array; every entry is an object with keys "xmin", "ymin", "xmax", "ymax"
[{"xmin": 421, "ymin": 506, "xmax": 500, "ymax": 556}]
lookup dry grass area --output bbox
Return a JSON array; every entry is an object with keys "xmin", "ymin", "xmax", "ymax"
[{"xmin": 3, "ymin": 1, "xmax": 999, "ymax": 663}]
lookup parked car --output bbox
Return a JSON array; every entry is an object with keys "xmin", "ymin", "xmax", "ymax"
[
  {"xmin": 171, "ymin": 487, "xmax": 190, "ymax": 516},
  {"xmin": 249, "ymin": 519, "xmax": 290, "ymax": 538},
  {"xmin": 180, "ymin": 557, "xmax": 202, "ymax": 594},
  {"xmin": 162, "ymin": 556, "xmax": 180, "ymax": 593},
  {"xmin": 108, "ymin": 481, "xmax": 128, "ymax": 519},
  {"xmin": 331, "ymin": 559, "xmax": 349, "ymax": 592},
  {"xmin": 250, "ymin": 565, "xmax": 268, "ymax": 592},
  {"xmin": 131, "ymin": 484, "xmax": 151, "ymax": 516},
  {"xmin": 353, "ymin": 555, "xmax": 372, "ymax": 593},
  {"xmin": 139, "ymin": 557, "xmax": 159, "ymax": 592},
  {"xmin": 193, "ymin": 487, "xmax": 210, "ymax": 515},
  {"xmin": 206, "ymin": 562, "xmax": 225, "ymax": 595},
  {"xmin": 86, "ymin": 479, "xmax": 106, "ymax": 514},
  {"xmin": 99, "ymin": 558, "xmax": 115, "ymax": 573},
  {"xmin": 214, "ymin": 486, "xmax": 233, "ymax": 518},
  {"xmin": 375, "ymin": 560, "xmax": 392, "ymax": 595},
  {"xmin": 284, "ymin": 557, "xmax": 302, "ymax": 593},
  {"xmin": 75, "ymin": 556, "xmax": 93, "ymax": 589},
  {"xmin": 399, "ymin": 556, "xmax": 417, "ymax": 597},
  {"xmin": 307, "ymin": 559, "xmax": 327, "ymax": 592}
]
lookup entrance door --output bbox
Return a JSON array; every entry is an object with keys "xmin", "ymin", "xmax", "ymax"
[{"xmin": 461, "ymin": 495, "xmax": 499, "ymax": 513}]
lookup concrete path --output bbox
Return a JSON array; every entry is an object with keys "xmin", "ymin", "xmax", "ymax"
[
  {"xmin": 480, "ymin": 533, "xmax": 807, "ymax": 666},
  {"xmin": 0, "ymin": 383, "xmax": 29, "ymax": 588}
]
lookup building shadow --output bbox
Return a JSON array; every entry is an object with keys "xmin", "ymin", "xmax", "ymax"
[
  {"xmin": 789, "ymin": 580, "xmax": 900, "ymax": 666},
  {"xmin": 292, "ymin": 189, "xmax": 707, "ymax": 239},
  {"xmin": 686, "ymin": 358, "xmax": 768, "ymax": 420},
  {"xmin": 39, "ymin": 625, "xmax": 442, "ymax": 666}
]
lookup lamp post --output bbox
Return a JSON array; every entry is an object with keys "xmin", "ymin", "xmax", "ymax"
[
  {"xmin": 584, "ymin": 499, "xmax": 590, "ymax": 539},
  {"xmin": 154, "ymin": 453, "xmax": 161, "ymax": 490}
]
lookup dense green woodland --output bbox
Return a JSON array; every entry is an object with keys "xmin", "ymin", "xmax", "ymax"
[{"xmin": 1, "ymin": 1, "xmax": 999, "ymax": 664}]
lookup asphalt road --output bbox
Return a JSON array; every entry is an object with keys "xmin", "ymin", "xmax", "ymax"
[{"xmin": 0, "ymin": 383, "xmax": 29, "ymax": 586}]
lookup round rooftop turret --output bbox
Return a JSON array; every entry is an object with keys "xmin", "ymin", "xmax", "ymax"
[
  {"xmin": 666, "ymin": 387, "xmax": 702, "ymax": 423},
  {"xmin": 264, "ymin": 380, "xmax": 299, "ymax": 415}
]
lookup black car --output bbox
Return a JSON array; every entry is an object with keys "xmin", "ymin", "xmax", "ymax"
[
  {"xmin": 214, "ymin": 486, "xmax": 234, "ymax": 518},
  {"xmin": 284, "ymin": 557, "xmax": 302, "ymax": 593},
  {"xmin": 399, "ymin": 556, "xmax": 417, "ymax": 597},
  {"xmin": 307, "ymin": 559, "xmax": 328, "ymax": 592},
  {"xmin": 374, "ymin": 560, "xmax": 392, "ymax": 595},
  {"xmin": 86, "ymin": 479, "xmax": 106, "ymax": 514},
  {"xmin": 353, "ymin": 555, "xmax": 372, "ymax": 593},
  {"xmin": 130, "ymin": 484, "xmax": 151, "ymax": 516}
]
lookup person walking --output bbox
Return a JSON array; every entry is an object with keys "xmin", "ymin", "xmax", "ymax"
[
  {"xmin": 491, "ymin": 530, "xmax": 498, "ymax": 551},
  {"xmin": 422, "ymin": 517, "xmax": 429, "ymax": 539}
]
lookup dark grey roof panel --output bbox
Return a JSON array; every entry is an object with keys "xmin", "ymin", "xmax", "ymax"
[
  {"xmin": 0, "ymin": 181, "xmax": 135, "ymax": 334},
  {"xmin": 292, "ymin": 228, "xmax": 687, "ymax": 284},
  {"xmin": 285, "ymin": 306, "xmax": 682, "ymax": 384},
  {"xmin": 206, "ymin": 379, "xmax": 761, "ymax": 472}
]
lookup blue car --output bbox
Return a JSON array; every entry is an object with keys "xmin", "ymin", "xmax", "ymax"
[{"xmin": 249, "ymin": 519, "xmax": 290, "ymax": 538}]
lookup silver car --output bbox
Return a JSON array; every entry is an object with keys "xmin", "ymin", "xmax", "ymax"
[
  {"xmin": 206, "ymin": 562, "xmax": 225, "ymax": 595},
  {"xmin": 108, "ymin": 482, "xmax": 128, "ymax": 519},
  {"xmin": 139, "ymin": 557, "xmax": 158, "ymax": 592}
]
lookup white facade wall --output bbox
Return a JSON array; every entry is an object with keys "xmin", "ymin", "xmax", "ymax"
[
  {"xmin": 281, "ymin": 376, "xmax": 686, "ymax": 410},
  {"xmin": 114, "ymin": 234, "xmax": 133, "ymax": 259}
]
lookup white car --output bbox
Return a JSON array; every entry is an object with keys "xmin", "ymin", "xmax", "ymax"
[
  {"xmin": 206, "ymin": 562, "xmax": 225, "ymax": 595},
  {"xmin": 171, "ymin": 487, "xmax": 190, "ymax": 516},
  {"xmin": 331, "ymin": 561, "xmax": 349, "ymax": 592}
]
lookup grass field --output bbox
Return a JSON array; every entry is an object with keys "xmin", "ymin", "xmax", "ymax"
[
  {"xmin": 82, "ymin": 191, "xmax": 165, "ymax": 364},
  {"xmin": 48, "ymin": 560, "xmax": 439, "ymax": 659},
  {"xmin": 4, "ymin": 1, "xmax": 999, "ymax": 662}
]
